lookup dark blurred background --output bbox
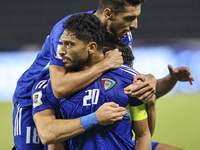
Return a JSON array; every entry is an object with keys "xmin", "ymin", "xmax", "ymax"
[{"xmin": 0, "ymin": 0, "xmax": 200, "ymax": 51}]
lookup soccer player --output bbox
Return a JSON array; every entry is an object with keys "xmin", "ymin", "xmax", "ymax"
[
  {"xmin": 33, "ymin": 13, "xmax": 184, "ymax": 150},
  {"xmin": 12, "ymin": 0, "xmax": 194, "ymax": 149},
  {"xmin": 33, "ymin": 13, "xmax": 152, "ymax": 150}
]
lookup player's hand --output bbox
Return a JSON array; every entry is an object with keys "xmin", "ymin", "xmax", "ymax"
[
  {"xmin": 104, "ymin": 49, "xmax": 123, "ymax": 69},
  {"xmin": 168, "ymin": 64, "xmax": 194, "ymax": 85},
  {"xmin": 95, "ymin": 102, "xmax": 126, "ymax": 125},
  {"xmin": 124, "ymin": 74, "xmax": 156, "ymax": 104}
]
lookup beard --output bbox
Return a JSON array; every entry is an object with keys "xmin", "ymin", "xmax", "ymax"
[{"xmin": 64, "ymin": 57, "xmax": 88, "ymax": 72}]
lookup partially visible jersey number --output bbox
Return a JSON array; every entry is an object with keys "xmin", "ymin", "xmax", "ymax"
[{"xmin": 26, "ymin": 126, "xmax": 40, "ymax": 144}]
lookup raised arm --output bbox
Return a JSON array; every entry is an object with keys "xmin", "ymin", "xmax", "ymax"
[
  {"xmin": 50, "ymin": 49, "xmax": 123, "ymax": 99},
  {"xmin": 156, "ymin": 64, "xmax": 194, "ymax": 98},
  {"xmin": 124, "ymin": 64, "xmax": 194, "ymax": 100},
  {"xmin": 33, "ymin": 102, "xmax": 126, "ymax": 145}
]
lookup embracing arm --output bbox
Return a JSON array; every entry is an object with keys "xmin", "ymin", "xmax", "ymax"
[
  {"xmin": 50, "ymin": 49, "xmax": 123, "ymax": 99},
  {"xmin": 132, "ymin": 118, "xmax": 151, "ymax": 150},
  {"xmin": 33, "ymin": 102, "xmax": 126, "ymax": 145}
]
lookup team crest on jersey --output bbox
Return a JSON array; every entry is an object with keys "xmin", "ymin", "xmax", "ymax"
[
  {"xmin": 33, "ymin": 91, "xmax": 43, "ymax": 108},
  {"xmin": 101, "ymin": 77, "xmax": 116, "ymax": 91}
]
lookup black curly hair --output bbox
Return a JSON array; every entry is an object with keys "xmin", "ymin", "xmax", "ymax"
[
  {"xmin": 103, "ymin": 32, "xmax": 134, "ymax": 66},
  {"xmin": 97, "ymin": 0, "xmax": 145, "ymax": 14},
  {"xmin": 63, "ymin": 13, "xmax": 105, "ymax": 51}
]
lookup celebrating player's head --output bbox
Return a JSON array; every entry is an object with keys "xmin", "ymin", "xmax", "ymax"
[
  {"xmin": 95, "ymin": 0, "xmax": 145, "ymax": 40},
  {"xmin": 62, "ymin": 13, "xmax": 105, "ymax": 50},
  {"xmin": 59, "ymin": 13, "xmax": 105, "ymax": 72}
]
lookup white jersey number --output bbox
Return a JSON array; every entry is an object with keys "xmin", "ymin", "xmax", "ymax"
[
  {"xmin": 83, "ymin": 89, "xmax": 99, "ymax": 106},
  {"xmin": 26, "ymin": 126, "xmax": 40, "ymax": 144}
]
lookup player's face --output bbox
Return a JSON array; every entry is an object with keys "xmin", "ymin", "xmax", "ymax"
[
  {"xmin": 107, "ymin": 4, "xmax": 141, "ymax": 40},
  {"xmin": 59, "ymin": 30, "xmax": 89, "ymax": 72}
]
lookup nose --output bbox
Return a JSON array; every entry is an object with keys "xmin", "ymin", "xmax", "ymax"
[
  {"xmin": 130, "ymin": 18, "xmax": 138, "ymax": 30},
  {"xmin": 58, "ymin": 45, "xmax": 66, "ymax": 55}
]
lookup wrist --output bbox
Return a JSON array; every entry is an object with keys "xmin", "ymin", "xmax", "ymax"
[
  {"xmin": 146, "ymin": 94, "xmax": 156, "ymax": 106},
  {"xmin": 169, "ymin": 73, "xmax": 178, "ymax": 82},
  {"xmin": 100, "ymin": 58, "xmax": 111, "ymax": 71},
  {"xmin": 80, "ymin": 112, "xmax": 99, "ymax": 131}
]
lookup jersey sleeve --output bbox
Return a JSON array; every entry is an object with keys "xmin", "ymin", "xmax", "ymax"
[
  {"xmin": 32, "ymin": 78, "xmax": 53, "ymax": 116},
  {"xmin": 46, "ymin": 81, "xmax": 63, "ymax": 119}
]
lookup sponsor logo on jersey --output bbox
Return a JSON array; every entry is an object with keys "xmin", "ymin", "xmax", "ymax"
[
  {"xmin": 101, "ymin": 77, "xmax": 116, "ymax": 91},
  {"xmin": 33, "ymin": 91, "xmax": 43, "ymax": 108}
]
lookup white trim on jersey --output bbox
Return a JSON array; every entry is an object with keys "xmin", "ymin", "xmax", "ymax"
[
  {"xmin": 35, "ymin": 80, "xmax": 49, "ymax": 90},
  {"xmin": 119, "ymin": 64, "xmax": 139, "ymax": 76},
  {"xmin": 42, "ymin": 62, "xmax": 50, "ymax": 71},
  {"xmin": 14, "ymin": 104, "xmax": 22, "ymax": 136}
]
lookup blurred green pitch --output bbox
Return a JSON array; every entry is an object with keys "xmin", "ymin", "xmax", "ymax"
[{"xmin": 0, "ymin": 94, "xmax": 199, "ymax": 149}]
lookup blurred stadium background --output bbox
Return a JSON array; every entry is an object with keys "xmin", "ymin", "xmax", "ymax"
[{"xmin": 0, "ymin": 0, "xmax": 200, "ymax": 149}]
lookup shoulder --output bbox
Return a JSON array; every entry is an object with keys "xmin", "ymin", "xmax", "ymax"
[
  {"xmin": 119, "ymin": 64, "xmax": 139, "ymax": 76},
  {"xmin": 108, "ymin": 64, "xmax": 139, "ymax": 79}
]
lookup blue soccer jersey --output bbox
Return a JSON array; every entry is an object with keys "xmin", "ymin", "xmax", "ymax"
[
  {"xmin": 44, "ymin": 64, "xmax": 142, "ymax": 150},
  {"xmin": 32, "ymin": 66, "xmax": 160, "ymax": 150}
]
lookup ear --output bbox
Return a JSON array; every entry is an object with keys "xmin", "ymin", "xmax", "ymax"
[
  {"xmin": 103, "ymin": 8, "xmax": 113, "ymax": 20},
  {"xmin": 87, "ymin": 42, "xmax": 97, "ymax": 54}
]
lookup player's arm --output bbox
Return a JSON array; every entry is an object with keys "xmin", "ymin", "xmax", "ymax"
[
  {"xmin": 146, "ymin": 94, "xmax": 156, "ymax": 136},
  {"xmin": 33, "ymin": 102, "xmax": 126, "ymax": 145},
  {"xmin": 124, "ymin": 64, "xmax": 194, "ymax": 102},
  {"xmin": 125, "ymin": 78, "xmax": 156, "ymax": 136},
  {"xmin": 133, "ymin": 119, "xmax": 151, "ymax": 150},
  {"xmin": 129, "ymin": 104, "xmax": 151, "ymax": 150},
  {"xmin": 50, "ymin": 49, "xmax": 123, "ymax": 99},
  {"xmin": 156, "ymin": 64, "xmax": 194, "ymax": 99}
]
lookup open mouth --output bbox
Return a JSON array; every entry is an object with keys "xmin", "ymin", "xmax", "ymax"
[{"xmin": 123, "ymin": 30, "xmax": 128, "ymax": 37}]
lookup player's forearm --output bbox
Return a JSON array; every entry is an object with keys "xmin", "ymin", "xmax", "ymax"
[
  {"xmin": 50, "ymin": 59, "xmax": 110, "ymax": 99},
  {"xmin": 135, "ymin": 134, "xmax": 151, "ymax": 150},
  {"xmin": 146, "ymin": 95, "xmax": 156, "ymax": 136},
  {"xmin": 156, "ymin": 74, "xmax": 177, "ymax": 99},
  {"xmin": 38, "ymin": 118, "xmax": 85, "ymax": 145},
  {"xmin": 133, "ymin": 119, "xmax": 151, "ymax": 150}
]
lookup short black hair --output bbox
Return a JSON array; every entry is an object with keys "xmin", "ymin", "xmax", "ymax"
[
  {"xmin": 103, "ymin": 32, "xmax": 134, "ymax": 66},
  {"xmin": 63, "ymin": 13, "xmax": 105, "ymax": 50},
  {"xmin": 98, "ymin": 0, "xmax": 145, "ymax": 14}
]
